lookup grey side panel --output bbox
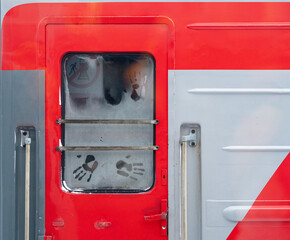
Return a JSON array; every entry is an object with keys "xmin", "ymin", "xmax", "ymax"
[
  {"xmin": 0, "ymin": 38, "xmax": 3, "ymax": 240},
  {"xmin": 168, "ymin": 70, "xmax": 180, "ymax": 240},
  {"xmin": 169, "ymin": 70, "xmax": 290, "ymax": 240},
  {"xmin": 0, "ymin": 70, "xmax": 45, "ymax": 240}
]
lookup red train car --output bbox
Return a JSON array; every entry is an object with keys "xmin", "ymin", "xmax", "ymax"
[{"xmin": 1, "ymin": 1, "xmax": 290, "ymax": 240}]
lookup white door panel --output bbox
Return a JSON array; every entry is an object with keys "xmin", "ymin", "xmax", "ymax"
[{"xmin": 169, "ymin": 70, "xmax": 290, "ymax": 240}]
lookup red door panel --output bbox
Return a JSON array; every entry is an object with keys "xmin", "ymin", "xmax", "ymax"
[{"xmin": 45, "ymin": 24, "xmax": 168, "ymax": 240}]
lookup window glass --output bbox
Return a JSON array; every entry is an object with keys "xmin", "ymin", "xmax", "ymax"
[{"xmin": 61, "ymin": 53, "xmax": 155, "ymax": 192}]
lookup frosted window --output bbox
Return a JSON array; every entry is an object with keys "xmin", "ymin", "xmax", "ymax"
[{"xmin": 61, "ymin": 53, "xmax": 155, "ymax": 192}]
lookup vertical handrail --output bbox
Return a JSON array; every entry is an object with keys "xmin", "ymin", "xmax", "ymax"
[
  {"xmin": 181, "ymin": 141, "xmax": 188, "ymax": 240},
  {"xmin": 180, "ymin": 128, "xmax": 196, "ymax": 240},
  {"xmin": 24, "ymin": 137, "xmax": 31, "ymax": 240}
]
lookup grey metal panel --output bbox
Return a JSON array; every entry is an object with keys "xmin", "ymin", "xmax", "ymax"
[
  {"xmin": 168, "ymin": 70, "xmax": 180, "ymax": 240},
  {"xmin": 0, "ymin": 12, "xmax": 2, "ymax": 232},
  {"xmin": 0, "ymin": 21, "xmax": 2, "ymax": 240},
  {"xmin": 169, "ymin": 70, "xmax": 290, "ymax": 240},
  {"xmin": 0, "ymin": 70, "xmax": 45, "ymax": 240},
  {"xmin": 1, "ymin": 70, "xmax": 15, "ymax": 240},
  {"xmin": 169, "ymin": 71, "xmax": 203, "ymax": 240}
]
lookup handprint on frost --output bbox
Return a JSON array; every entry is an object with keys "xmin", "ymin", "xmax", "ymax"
[
  {"xmin": 116, "ymin": 158, "xmax": 145, "ymax": 181},
  {"xmin": 73, "ymin": 155, "xmax": 98, "ymax": 182},
  {"xmin": 129, "ymin": 75, "xmax": 141, "ymax": 101}
]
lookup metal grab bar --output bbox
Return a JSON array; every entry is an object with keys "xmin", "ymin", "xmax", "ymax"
[
  {"xmin": 56, "ymin": 119, "xmax": 159, "ymax": 125},
  {"xmin": 180, "ymin": 128, "xmax": 196, "ymax": 240},
  {"xmin": 25, "ymin": 140, "xmax": 31, "ymax": 240},
  {"xmin": 56, "ymin": 146, "xmax": 159, "ymax": 151},
  {"xmin": 181, "ymin": 142, "xmax": 188, "ymax": 240},
  {"xmin": 21, "ymin": 130, "xmax": 31, "ymax": 240}
]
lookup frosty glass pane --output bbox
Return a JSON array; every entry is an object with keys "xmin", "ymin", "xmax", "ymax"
[
  {"xmin": 61, "ymin": 53, "xmax": 155, "ymax": 192},
  {"xmin": 63, "ymin": 151, "xmax": 154, "ymax": 191}
]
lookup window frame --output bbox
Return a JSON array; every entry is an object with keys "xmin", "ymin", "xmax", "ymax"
[{"xmin": 60, "ymin": 52, "xmax": 157, "ymax": 194}]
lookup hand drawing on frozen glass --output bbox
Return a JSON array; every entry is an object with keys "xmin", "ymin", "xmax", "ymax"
[
  {"xmin": 61, "ymin": 53, "xmax": 155, "ymax": 192},
  {"xmin": 123, "ymin": 58, "xmax": 152, "ymax": 101},
  {"xmin": 73, "ymin": 155, "xmax": 98, "ymax": 182},
  {"xmin": 116, "ymin": 155, "xmax": 145, "ymax": 181}
]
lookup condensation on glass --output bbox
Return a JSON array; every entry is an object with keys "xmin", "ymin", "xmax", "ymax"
[{"xmin": 61, "ymin": 53, "xmax": 155, "ymax": 192}]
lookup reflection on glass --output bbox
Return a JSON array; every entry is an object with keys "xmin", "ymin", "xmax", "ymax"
[{"xmin": 61, "ymin": 53, "xmax": 155, "ymax": 192}]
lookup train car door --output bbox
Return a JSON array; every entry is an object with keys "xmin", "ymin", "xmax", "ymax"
[{"xmin": 45, "ymin": 24, "xmax": 168, "ymax": 240}]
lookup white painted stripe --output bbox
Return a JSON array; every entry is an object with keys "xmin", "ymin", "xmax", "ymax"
[
  {"xmin": 188, "ymin": 88, "xmax": 290, "ymax": 94},
  {"xmin": 223, "ymin": 206, "xmax": 251, "ymax": 222},
  {"xmin": 223, "ymin": 205, "xmax": 290, "ymax": 222},
  {"xmin": 223, "ymin": 146, "xmax": 290, "ymax": 152},
  {"xmin": 59, "ymin": 88, "xmax": 62, "ymax": 105},
  {"xmin": 187, "ymin": 22, "xmax": 290, "ymax": 30}
]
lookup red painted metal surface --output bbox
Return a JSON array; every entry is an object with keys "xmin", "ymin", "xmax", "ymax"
[
  {"xmin": 52, "ymin": 218, "xmax": 65, "ymax": 228},
  {"xmin": 227, "ymin": 153, "xmax": 290, "ymax": 239},
  {"xmin": 144, "ymin": 199, "xmax": 168, "ymax": 236},
  {"xmin": 43, "ymin": 236, "xmax": 53, "ymax": 240},
  {"xmin": 144, "ymin": 213, "xmax": 167, "ymax": 221},
  {"xmin": 3, "ymin": 3, "xmax": 290, "ymax": 71},
  {"xmin": 45, "ymin": 24, "xmax": 168, "ymax": 240},
  {"xmin": 161, "ymin": 199, "xmax": 168, "ymax": 237},
  {"xmin": 161, "ymin": 169, "xmax": 168, "ymax": 186},
  {"xmin": 94, "ymin": 221, "xmax": 112, "ymax": 230}
]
